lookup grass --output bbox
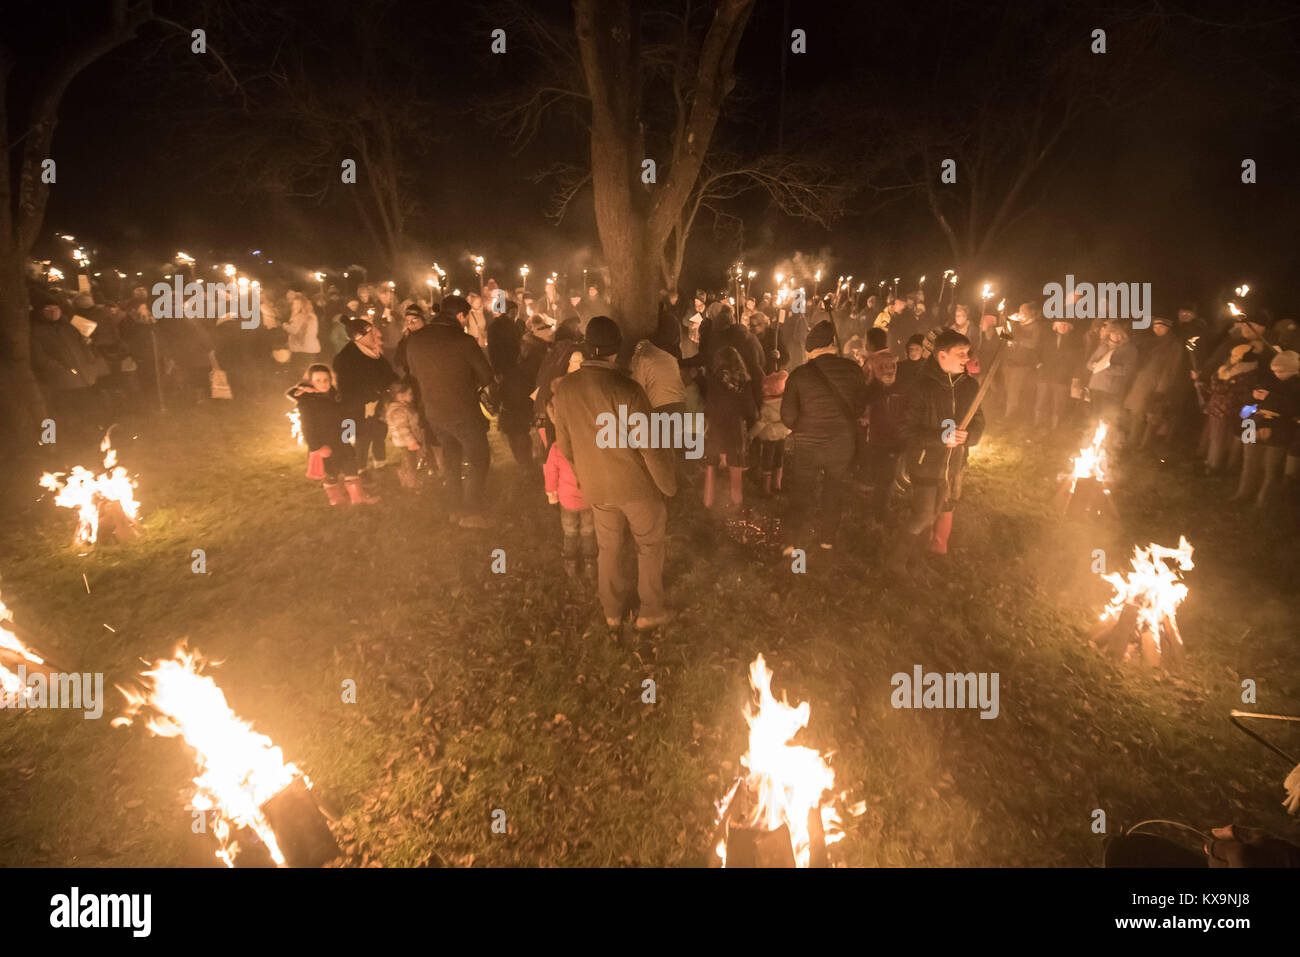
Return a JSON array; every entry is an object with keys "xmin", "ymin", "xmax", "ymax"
[{"xmin": 1, "ymin": 380, "xmax": 1297, "ymax": 867}]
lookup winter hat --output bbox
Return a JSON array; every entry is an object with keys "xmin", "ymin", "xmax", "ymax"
[
  {"xmin": 805, "ymin": 320, "xmax": 836, "ymax": 352},
  {"xmin": 762, "ymin": 370, "xmax": 789, "ymax": 398},
  {"xmin": 404, "ymin": 302, "xmax": 425, "ymax": 319},
  {"xmin": 1271, "ymin": 350, "xmax": 1300, "ymax": 380},
  {"xmin": 585, "ymin": 315, "xmax": 622, "ymax": 357},
  {"xmin": 440, "ymin": 294, "xmax": 470, "ymax": 318},
  {"xmin": 343, "ymin": 317, "xmax": 373, "ymax": 340}
]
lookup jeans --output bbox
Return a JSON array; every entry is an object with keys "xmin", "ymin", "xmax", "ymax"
[
  {"xmin": 429, "ymin": 419, "xmax": 491, "ymax": 514},
  {"xmin": 784, "ymin": 443, "xmax": 853, "ymax": 547},
  {"xmin": 560, "ymin": 507, "xmax": 597, "ymax": 557}
]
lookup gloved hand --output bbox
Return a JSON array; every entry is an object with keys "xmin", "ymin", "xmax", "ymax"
[{"xmin": 1205, "ymin": 825, "xmax": 1300, "ymax": 867}]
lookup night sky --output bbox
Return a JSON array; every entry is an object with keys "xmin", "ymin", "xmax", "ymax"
[{"xmin": 22, "ymin": 0, "xmax": 1300, "ymax": 311}]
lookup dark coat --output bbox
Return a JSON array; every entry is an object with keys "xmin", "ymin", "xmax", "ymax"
[
  {"xmin": 704, "ymin": 372, "xmax": 758, "ymax": 461},
  {"xmin": 779, "ymin": 352, "xmax": 869, "ymax": 459},
  {"xmin": 1039, "ymin": 328, "xmax": 1086, "ymax": 386},
  {"xmin": 30, "ymin": 318, "xmax": 98, "ymax": 391},
  {"xmin": 287, "ymin": 384, "xmax": 346, "ymax": 453},
  {"xmin": 404, "ymin": 315, "xmax": 494, "ymax": 428},
  {"xmin": 332, "ymin": 341, "xmax": 398, "ymax": 420},
  {"xmin": 552, "ymin": 357, "xmax": 677, "ymax": 505},
  {"xmin": 900, "ymin": 357, "xmax": 986, "ymax": 483}
]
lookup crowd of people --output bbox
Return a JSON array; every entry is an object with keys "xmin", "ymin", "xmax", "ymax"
[{"xmin": 27, "ymin": 265, "xmax": 1300, "ymax": 629}]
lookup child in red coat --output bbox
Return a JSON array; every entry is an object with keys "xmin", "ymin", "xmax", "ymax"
[{"xmin": 544, "ymin": 391, "xmax": 597, "ymax": 580}]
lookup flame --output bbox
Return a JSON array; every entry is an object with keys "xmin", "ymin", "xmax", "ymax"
[
  {"xmin": 287, "ymin": 409, "xmax": 304, "ymax": 446},
  {"xmin": 716, "ymin": 654, "xmax": 843, "ymax": 867},
  {"xmin": 113, "ymin": 647, "xmax": 305, "ymax": 867},
  {"xmin": 1098, "ymin": 537, "xmax": 1195, "ymax": 657},
  {"xmin": 0, "ymin": 589, "xmax": 45, "ymax": 704},
  {"xmin": 39, "ymin": 433, "xmax": 140, "ymax": 545},
  {"xmin": 1069, "ymin": 423, "xmax": 1108, "ymax": 492},
  {"xmin": 1228, "ymin": 302, "xmax": 1244, "ymax": 318}
]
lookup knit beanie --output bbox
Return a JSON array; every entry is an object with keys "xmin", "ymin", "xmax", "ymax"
[{"xmin": 585, "ymin": 315, "xmax": 622, "ymax": 357}]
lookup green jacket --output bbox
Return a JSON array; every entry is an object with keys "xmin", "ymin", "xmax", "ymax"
[{"xmin": 553, "ymin": 358, "xmax": 677, "ymax": 505}]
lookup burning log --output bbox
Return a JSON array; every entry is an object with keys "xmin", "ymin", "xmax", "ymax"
[
  {"xmin": 1056, "ymin": 423, "xmax": 1115, "ymax": 519},
  {"xmin": 39, "ymin": 431, "xmax": 141, "ymax": 545},
  {"xmin": 1091, "ymin": 537, "xmax": 1194, "ymax": 669},
  {"xmin": 112, "ymin": 646, "xmax": 339, "ymax": 868},
  {"xmin": 712, "ymin": 654, "xmax": 843, "ymax": 867}
]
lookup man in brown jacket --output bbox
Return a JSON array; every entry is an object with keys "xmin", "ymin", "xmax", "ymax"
[{"xmin": 552, "ymin": 316, "xmax": 677, "ymax": 630}]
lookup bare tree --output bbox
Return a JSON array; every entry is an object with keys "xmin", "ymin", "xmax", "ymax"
[
  {"xmin": 0, "ymin": 2, "xmax": 160, "ymax": 443},
  {"xmin": 573, "ymin": 0, "xmax": 755, "ymax": 335}
]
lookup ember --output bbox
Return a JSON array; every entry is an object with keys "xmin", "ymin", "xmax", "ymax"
[
  {"xmin": 112, "ymin": 646, "xmax": 337, "ymax": 867},
  {"xmin": 713, "ymin": 654, "xmax": 843, "ymax": 867},
  {"xmin": 39, "ymin": 431, "xmax": 140, "ymax": 545},
  {"xmin": 1092, "ymin": 537, "xmax": 1194, "ymax": 667}
]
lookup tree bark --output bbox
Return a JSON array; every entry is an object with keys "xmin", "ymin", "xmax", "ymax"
[{"xmin": 573, "ymin": 0, "xmax": 753, "ymax": 340}]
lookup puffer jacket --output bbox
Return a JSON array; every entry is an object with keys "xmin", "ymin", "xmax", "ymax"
[
  {"xmin": 779, "ymin": 352, "xmax": 869, "ymax": 457},
  {"xmin": 900, "ymin": 357, "xmax": 985, "ymax": 482}
]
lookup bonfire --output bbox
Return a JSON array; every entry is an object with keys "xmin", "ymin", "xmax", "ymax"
[
  {"xmin": 1092, "ymin": 536, "xmax": 1194, "ymax": 667},
  {"xmin": 1057, "ymin": 423, "xmax": 1113, "ymax": 517},
  {"xmin": 712, "ymin": 654, "xmax": 844, "ymax": 867},
  {"xmin": 39, "ymin": 431, "xmax": 140, "ymax": 545},
  {"xmin": 0, "ymin": 590, "xmax": 45, "ymax": 707},
  {"xmin": 287, "ymin": 408, "xmax": 304, "ymax": 446},
  {"xmin": 113, "ymin": 646, "xmax": 337, "ymax": 867}
]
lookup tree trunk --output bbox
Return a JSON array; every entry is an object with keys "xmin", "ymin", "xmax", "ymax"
[{"xmin": 0, "ymin": 248, "xmax": 44, "ymax": 449}]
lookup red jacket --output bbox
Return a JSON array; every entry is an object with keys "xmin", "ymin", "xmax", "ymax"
[{"xmin": 544, "ymin": 443, "xmax": 587, "ymax": 511}]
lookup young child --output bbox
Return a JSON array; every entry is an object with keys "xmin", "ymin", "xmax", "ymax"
[
  {"xmin": 286, "ymin": 363, "xmax": 375, "ymax": 505},
  {"xmin": 1235, "ymin": 349, "xmax": 1300, "ymax": 508},
  {"xmin": 544, "ymin": 388, "xmax": 597, "ymax": 580},
  {"xmin": 385, "ymin": 380, "xmax": 426, "ymax": 491},
  {"xmin": 750, "ymin": 368, "xmax": 791, "ymax": 495},
  {"xmin": 703, "ymin": 346, "xmax": 758, "ymax": 509}
]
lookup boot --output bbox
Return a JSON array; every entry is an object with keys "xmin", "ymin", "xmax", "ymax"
[
  {"xmin": 345, "ymin": 476, "xmax": 379, "ymax": 505},
  {"xmin": 580, "ymin": 535, "xmax": 598, "ymax": 583},
  {"xmin": 928, "ymin": 510, "xmax": 954, "ymax": 554},
  {"xmin": 773, "ymin": 466, "xmax": 784, "ymax": 494},
  {"xmin": 324, "ymin": 481, "xmax": 348, "ymax": 506},
  {"xmin": 397, "ymin": 461, "xmax": 419, "ymax": 490},
  {"xmin": 702, "ymin": 465, "xmax": 716, "ymax": 508}
]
